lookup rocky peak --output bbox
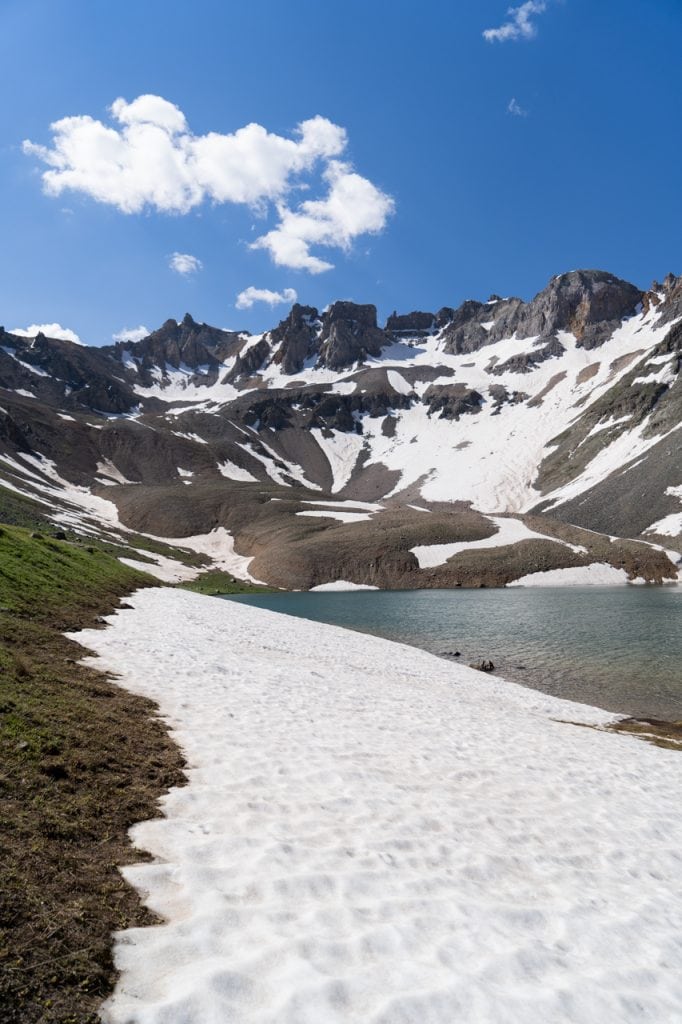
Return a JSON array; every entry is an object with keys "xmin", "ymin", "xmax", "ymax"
[
  {"xmin": 510, "ymin": 270, "xmax": 642, "ymax": 349},
  {"xmin": 270, "ymin": 304, "xmax": 321, "ymax": 375},
  {"xmin": 385, "ymin": 310, "xmax": 435, "ymax": 336},
  {"xmin": 655, "ymin": 272, "xmax": 682, "ymax": 325},
  {"xmin": 317, "ymin": 302, "xmax": 388, "ymax": 371},
  {"xmin": 440, "ymin": 271, "xmax": 642, "ymax": 356},
  {"xmin": 440, "ymin": 297, "xmax": 523, "ymax": 355},
  {"xmin": 324, "ymin": 301, "xmax": 378, "ymax": 330},
  {"xmin": 112, "ymin": 315, "xmax": 243, "ymax": 372}
]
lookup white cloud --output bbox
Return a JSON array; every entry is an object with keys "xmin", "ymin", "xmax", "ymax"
[
  {"xmin": 484, "ymin": 1, "xmax": 547, "ymax": 42},
  {"xmin": 11, "ymin": 322, "xmax": 82, "ymax": 345},
  {"xmin": 235, "ymin": 286, "xmax": 298, "ymax": 310},
  {"xmin": 23, "ymin": 95, "xmax": 393, "ymax": 273},
  {"xmin": 112, "ymin": 325, "xmax": 149, "ymax": 343},
  {"xmin": 251, "ymin": 160, "xmax": 394, "ymax": 274},
  {"xmin": 169, "ymin": 252, "xmax": 202, "ymax": 275},
  {"xmin": 508, "ymin": 97, "xmax": 529, "ymax": 117}
]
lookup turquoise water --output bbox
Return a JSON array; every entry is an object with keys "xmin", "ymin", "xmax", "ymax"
[{"xmin": 225, "ymin": 587, "xmax": 682, "ymax": 721}]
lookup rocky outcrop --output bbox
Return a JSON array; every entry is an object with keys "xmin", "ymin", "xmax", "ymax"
[
  {"xmin": 424, "ymin": 383, "xmax": 484, "ymax": 420},
  {"xmin": 385, "ymin": 310, "xmax": 434, "ymax": 336},
  {"xmin": 648, "ymin": 272, "xmax": 682, "ymax": 325},
  {"xmin": 508, "ymin": 271, "xmax": 642, "ymax": 349},
  {"xmin": 112, "ymin": 314, "xmax": 244, "ymax": 375},
  {"xmin": 488, "ymin": 385, "xmax": 529, "ymax": 412},
  {"xmin": 317, "ymin": 302, "xmax": 387, "ymax": 370},
  {"xmin": 0, "ymin": 329, "xmax": 141, "ymax": 414},
  {"xmin": 440, "ymin": 272, "xmax": 641, "ymax": 356},
  {"xmin": 269, "ymin": 305, "xmax": 320, "ymax": 375},
  {"xmin": 226, "ymin": 337, "xmax": 271, "ymax": 383},
  {"xmin": 299, "ymin": 388, "xmax": 413, "ymax": 433},
  {"xmin": 487, "ymin": 336, "xmax": 565, "ymax": 376}
]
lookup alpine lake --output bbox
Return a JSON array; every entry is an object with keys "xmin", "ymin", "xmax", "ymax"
[{"xmin": 225, "ymin": 586, "xmax": 682, "ymax": 722}]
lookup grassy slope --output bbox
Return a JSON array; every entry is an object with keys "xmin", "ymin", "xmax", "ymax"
[
  {"xmin": 180, "ymin": 569, "xmax": 277, "ymax": 596},
  {"xmin": 0, "ymin": 525, "xmax": 186, "ymax": 1024}
]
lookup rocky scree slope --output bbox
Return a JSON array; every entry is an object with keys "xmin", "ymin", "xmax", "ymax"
[{"xmin": 0, "ymin": 270, "xmax": 680, "ymax": 589}]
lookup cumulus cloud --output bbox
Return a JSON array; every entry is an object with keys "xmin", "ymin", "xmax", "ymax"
[
  {"xmin": 112, "ymin": 325, "xmax": 150, "ymax": 343},
  {"xmin": 23, "ymin": 95, "xmax": 393, "ymax": 273},
  {"xmin": 484, "ymin": 1, "xmax": 547, "ymax": 42},
  {"xmin": 251, "ymin": 160, "xmax": 395, "ymax": 274},
  {"xmin": 235, "ymin": 286, "xmax": 298, "ymax": 310},
  {"xmin": 169, "ymin": 252, "xmax": 202, "ymax": 275},
  {"xmin": 11, "ymin": 322, "xmax": 82, "ymax": 344},
  {"xmin": 508, "ymin": 98, "xmax": 528, "ymax": 117}
]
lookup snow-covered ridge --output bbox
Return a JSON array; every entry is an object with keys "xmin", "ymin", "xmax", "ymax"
[
  {"xmin": 75, "ymin": 589, "xmax": 682, "ymax": 1024},
  {"xmin": 1, "ymin": 268, "xmax": 680, "ymax": 585}
]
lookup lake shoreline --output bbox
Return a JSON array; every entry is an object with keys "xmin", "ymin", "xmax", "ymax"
[{"xmin": 224, "ymin": 584, "xmax": 682, "ymax": 723}]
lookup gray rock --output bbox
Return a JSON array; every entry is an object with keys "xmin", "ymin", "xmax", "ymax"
[
  {"xmin": 269, "ymin": 304, "xmax": 320, "ymax": 375},
  {"xmin": 423, "ymin": 383, "xmax": 484, "ymax": 420},
  {"xmin": 385, "ymin": 310, "xmax": 434, "ymax": 336},
  {"xmin": 317, "ymin": 302, "xmax": 387, "ymax": 370}
]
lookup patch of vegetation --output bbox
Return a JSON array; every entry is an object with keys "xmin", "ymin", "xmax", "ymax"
[
  {"xmin": 179, "ymin": 568, "xmax": 278, "ymax": 596},
  {"xmin": 123, "ymin": 533, "xmax": 209, "ymax": 567},
  {"xmin": 609, "ymin": 717, "xmax": 682, "ymax": 752},
  {"xmin": 0, "ymin": 524, "xmax": 150, "ymax": 620},
  {"xmin": 554, "ymin": 717, "xmax": 682, "ymax": 752},
  {"xmin": 0, "ymin": 525, "xmax": 186, "ymax": 1022},
  {"xmin": 0, "ymin": 483, "xmax": 52, "ymax": 532}
]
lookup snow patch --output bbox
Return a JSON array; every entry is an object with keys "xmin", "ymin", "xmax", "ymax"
[
  {"xmin": 411, "ymin": 516, "xmax": 588, "ymax": 569},
  {"xmin": 76, "ymin": 589, "xmax": 682, "ymax": 1024},
  {"xmin": 509, "ymin": 564, "xmax": 631, "ymax": 587},
  {"xmin": 296, "ymin": 509, "xmax": 373, "ymax": 524},
  {"xmin": 309, "ymin": 580, "xmax": 379, "ymax": 591},
  {"xmin": 217, "ymin": 460, "xmax": 258, "ymax": 483}
]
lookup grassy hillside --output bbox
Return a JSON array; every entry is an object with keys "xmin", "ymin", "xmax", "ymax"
[{"xmin": 0, "ymin": 526, "xmax": 186, "ymax": 1023}]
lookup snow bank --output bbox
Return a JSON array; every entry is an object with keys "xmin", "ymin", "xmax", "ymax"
[
  {"xmin": 296, "ymin": 509, "xmax": 373, "ymax": 523},
  {"xmin": 75, "ymin": 589, "xmax": 682, "ymax": 1024},
  {"xmin": 144, "ymin": 527, "xmax": 261, "ymax": 583},
  {"xmin": 118, "ymin": 554, "xmax": 197, "ymax": 583},
  {"xmin": 309, "ymin": 580, "xmax": 379, "ymax": 591},
  {"xmin": 411, "ymin": 515, "xmax": 586, "ymax": 569},
  {"xmin": 509, "ymin": 563, "xmax": 631, "ymax": 587}
]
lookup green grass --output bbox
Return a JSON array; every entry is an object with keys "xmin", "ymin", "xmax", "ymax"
[
  {"xmin": 0, "ymin": 524, "xmax": 185, "ymax": 1022},
  {"xmin": 0, "ymin": 523, "xmax": 151, "ymax": 621},
  {"xmin": 179, "ymin": 568, "xmax": 278, "ymax": 596},
  {"xmin": 0, "ymin": 482, "xmax": 52, "ymax": 532}
]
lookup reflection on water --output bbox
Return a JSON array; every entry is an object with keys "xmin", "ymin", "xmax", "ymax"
[{"xmin": 225, "ymin": 587, "xmax": 682, "ymax": 721}]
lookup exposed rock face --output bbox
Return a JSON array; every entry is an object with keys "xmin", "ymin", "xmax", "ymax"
[
  {"xmin": 226, "ymin": 337, "xmax": 270, "ymax": 383},
  {"xmin": 424, "ymin": 383, "xmax": 484, "ymax": 420},
  {"xmin": 487, "ymin": 336, "xmax": 565, "ymax": 376},
  {"xmin": 488, "ymin": 385, "xmax": 529, "ymax": 412},
  {"xmin": 317, "ymin": 302, "xmax": 387, "ymax": 370},
  {"xmin": 270, "ymin": 304, "xmax": 320, "ymax": 375},
  {"xmin": 0, "ymin": 328, "xmax": 141, "ymax": 414},
  {"xmin": 441, "ymin": 297, "xmax": 523, "ymax": 355},
  {"xmin": 385, "ymin": 310, "xmax": 434, "ymax": 336},
  {"xmin": 510, "ymin": 271, "xmax": 642, "ymax": 349},
  {"xmin": 440, "ymin": 271, "xmax": 642, "ymax": 356},
  {"xmin": 652, "ymin": 272, "xmax": 682, "ymax": 325},
  {"xmin": 112, "ymin": 314, "xmax": 244, "ymax": 375}
]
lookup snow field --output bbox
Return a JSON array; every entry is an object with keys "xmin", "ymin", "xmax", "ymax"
[{"xmin": 75, "ymin": 589, "xmax": 682, "ymax": 1024}]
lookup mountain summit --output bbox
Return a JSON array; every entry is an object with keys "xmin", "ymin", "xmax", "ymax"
[{"xmin": 1, "ymin": 269, "xmax": 680, "ymax": 589}]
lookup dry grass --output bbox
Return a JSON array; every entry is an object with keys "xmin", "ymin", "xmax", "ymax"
[{"xmin": 0, "ymin": 527, "xmax": 186, "ymax": 1023}]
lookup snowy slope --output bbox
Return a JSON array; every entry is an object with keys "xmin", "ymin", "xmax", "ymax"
[
  {"xmin": 1, "ymin": 268, "xmax": 681, "ymax": 586},
  {"xmin": 76, "ymin": 589, "xmax": 682, "ymax": 1024}
]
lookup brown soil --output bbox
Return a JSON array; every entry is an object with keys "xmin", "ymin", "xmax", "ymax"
[
  {"xmin": 609, "ymin": 717, "xmax": 682, "ymax": 751},
  {"xmin": 0, "ymin": 596, "xmax": 185, "ymax": 1023}
]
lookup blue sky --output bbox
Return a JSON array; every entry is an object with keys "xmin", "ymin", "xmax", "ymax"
[{"xmin": 1, "ymin": 0, "xmax": 680, "ymax": 344}]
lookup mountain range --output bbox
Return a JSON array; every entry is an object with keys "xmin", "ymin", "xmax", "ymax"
[{"xmin": 1, "ymin": 268, "xmax": 680, "ymax": 589}]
